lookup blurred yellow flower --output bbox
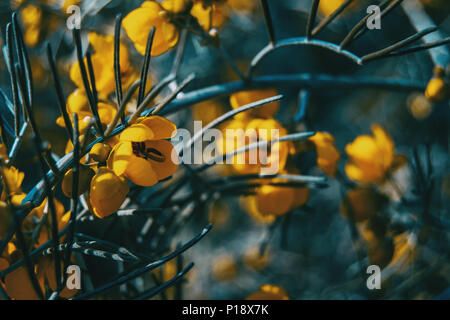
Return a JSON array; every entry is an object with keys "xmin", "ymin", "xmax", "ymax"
[
  {"xmin": 70, "ymin": 32, "xmax": 133, "ymax": 95},
  {"xmin": 1, "ymin": 166, "xmax": 24, "ymax": 198},
  {"xmin": 56, "ymin": 89, "xmax": 118, "ymax": 133},
  {"xmin": 242, "ymin": 174, "xmax": 309, "ymax": 223},
  {"xmin": 190, "ymin": 1, "xmax": 229, "ymax": 31},
  {"xmin": 340, "ymin": 187, "xmax": 387, "ymax": 222},
  {"xmin": 425, "ymin": 76, "xmax": 449, "ymax": 103},
  {"xmin": 123, "ymin": 1, "xmax": 180, "ymax": 56},
  {"xmin": 217, "ymin": 118, "xmax": 289, "ymax": 175},
  {"xmin": 107, "ymin": 116, "xmax": 178, "ymax": 187},
  {"xmin": 309, "ymin": 131, "xmax": 340, "ymax": 177},
  {"xmin": 229, "ymin": 89, "xmax": 280, "ymax": 120},
  {"xmin": 89, "ymin": 167, "xmax": 129, "ymax": 218},
  {"xmin": 161, "ymin": 0, "xmax": 191, "ymax": 13},
  {"xmin": 192, "ymin": 99, "xmax": 226, "ymax": 125},
  {"xmin": 243, "ymin": 245, "xmax": 270, "ymax": 271},
  {"xmin": 211, "ymin": 253, "xmax": 237, "ymax": 282},
  {"xmin": 20, "ymin": 5, "xmax": 42, "ymax": 47},
  {"xmin": 246, "ymin": 284, "xmax": 289, "ymax": 300},
  {"xmin": 345, "ymin": 124, "xmax": 399, "ymax": 184}
]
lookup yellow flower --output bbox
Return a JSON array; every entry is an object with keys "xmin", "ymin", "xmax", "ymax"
[
  {"xmin": 407, "ymin": 94, "xmax": 432, "ymax": 120},
  {"xmin": 340, "ymin": 187, "xmax": 387, "ymax": 222},
  {"xmin": 190, "ymin": 1, "xmax": 229, "ymax": 31},
  {"xmin": 89, "ymin": 167, "xmax": 129, "ymax": 218},
  {"xmin": 107, "ymin": 116, "xmax": 178, "ymax": 187},
  {"xmin": 246, "ymin": 284, "xmax": 289, "ymax": 300},
  {"xmin": 217, "ymin": 118, "xmax": 290, "ymax": 175},
  {"xmin": 20, "ymin": 5, "xmax": 46, "ymax": 47},
  {"xmin": 345, "ymin": 124, "xmax": 398, "ymax": 183},
  {"xmin": 89, "ymin": 143, "xmax": 112, "ymax": 163},
  {"xmin": 425, "ymin": 76, "xmax": 449, "ymax": 103},
  {"xmin": 123, "ymin": 1, "xmax": 180, "ymax": 56},
  {"xmin": 21, "ymin": 5, "xmax": 42, "ymax": 26},
  {"xmin": 243, "ymin": 245, "xmax": 270, "ymax": 271},
  {"xmin": 192, "ymin": 99, "xmax": 226, "ymax": 125},
  {"xmin": 211, "ymin": 253, "xmax": 237, "ymax": 282},
  {"xmin": 229, "ymin": 89, "xmax": 280, "ymax": 120},
  {"xmin": 61, "ymin": 165, "xmax": 95, "ymax": 198},
  {"xmin": 70, "ymin": 32, "xmax": 133, "ymax": 95},
  {"xmin": 243, "ymin": 181, "xmax": 309, "ymax": 222},
  {"xmin": 1, "ymin": 166, "xmax": 24, "ymax": 197},
  {"xmin": 309, "ymin": 132, "xmax": 340, "ymax": 177},
  {"xmin": 56, "ymin": 89, "xmax": 118, "ymax": 133},
  {"xmin": 161, "ymin": 0, "xmax": 191, "ymax": 13}
]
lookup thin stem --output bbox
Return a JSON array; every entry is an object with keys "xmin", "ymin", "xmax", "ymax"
[
  {"xmin": 183, "ymin": 94, "xmax": 283, "ymax": 153},
  {"xmin": 72, "ymin": 29, "xmax": 103, "ymax": 136},
  {"xmin": 85, "ymin": 51, "xmax": 98, "ymax": 105},
  {"xmin": 72, "ymin": 225, "xmax": 212, "ymax": 300},
  {"xmin": 361, "ymin": 27, "xmax": 438, "ymax": 63},
  {"xmin": 104, "ymin": 80, "xmax": 141, "ymax": 137},
  {"xmin": 352, "ymin": 0, "xmax": 405, "ymax": 42},
  {"xmin": 151, "ymin": 74, "xmax": 196, "ymax": 115},
  {"xmin": 64, "ymin": 114, "xmax": 80, "ymax": 278},
  {"xmin": 170, "ymin": 29, "xmax": 188, "ymax": 78},
  {"xmin": 339, "ymin": 0, "xmax": 392, "ymax": 50},
  {"xmin": 12, "ymin": 12, "xmax": 33, "ymax": 110},
  {"xmin": 312, "ymin": 0, "xmax": 354, "ymax": 37},
  {"xmin": 138, "ymin": 27, "xmax": 156, "ymax": 105},
  {"xmin": 135, "ymin": 262, "xmax": 194, "ymax": 300},
  {"xmin": 373, "ymin": 37, "xmax": 450, "ymax": 61},
  {"xmin": 5, "ymin": 23, "xmax": 21, "ymax": 138},
  {"xmin": 34, "ymin": 136, "xmax": 62, "ymax": 292},
  {"xmin": 260, "ymin": 0, "xmax": 276, "ymax": 44},
  {"xmin": 114, "ymin": 14, "xmax": 124, "ymax": 115},
  {"xmin": 46, "ymin": 43, "xmax": 73, "ymax": 140},
  {"xmin": 306, "ymin": 0, "xmax": 320, "ymax": 40}
]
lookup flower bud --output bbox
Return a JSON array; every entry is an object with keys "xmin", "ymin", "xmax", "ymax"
[
  {"xmin": 62, "ymin": 165, "xmax": 95, "ymax": 198},
  {"xmin": 89, "ymin": 167, "xmax": 129, "ymax": 218},
  {"xmin": 89, "ymin": 143, "xmax": 112, "ymax": 163},
  {"xmin": 425, "ymin": 77, "xmax": 449, "ymax": 103}
]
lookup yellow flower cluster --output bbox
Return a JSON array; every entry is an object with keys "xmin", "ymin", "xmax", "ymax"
[
  {"xmin": 122, "ymin": 0, "xmax": 235, "ymax": 57},
  {"xmin": 0, "ymin": 161, "xmax": 77, "ymax": 299}
]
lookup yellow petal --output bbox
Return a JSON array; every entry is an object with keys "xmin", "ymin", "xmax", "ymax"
[
  {"xmin": 139, "ymin": 115, "xmax": 177, "ymax": 139},
  {"xmin": 371, "ymin": 124, "xmax": 394, "ymax": 171},
  {"xmin": 89, "ymin": 168, "xmax": 129, "ymax": 218},
  {"xmin": 230, "ymin": 89, "xmax": 280, "ymax": 119},
  {"xmin": 257, "ymin": 185, "xmax": 294, "ymax": 216},
  {"xmin": 123, "ymin": 1, "xmax": 179, "ymax": 56},
  {"xmin": 120, "ymin": 124, "xmax": 155, "ymax": 142},
  {"xmin": 108, "ymin": 141, "xmax": 133, "ymax": 176},
  {"xmin": 124, "ymin": 155, "xmax": 158, "ymax": 187},
  {"xmin": 144, "ymin": 140, "xmax": 178, "ymax": 181}
]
